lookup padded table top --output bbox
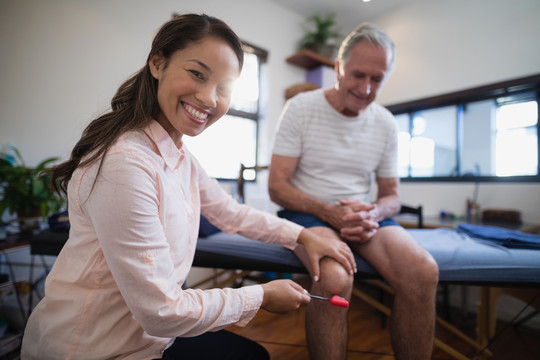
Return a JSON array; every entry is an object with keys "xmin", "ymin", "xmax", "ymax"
[{"xmin": 194, "ymin": 228, "xmax": 540, "ymax": 285}]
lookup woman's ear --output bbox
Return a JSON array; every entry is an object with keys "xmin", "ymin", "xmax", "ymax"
[{"xmin": 149, "ymin": 52, "xmax": 165, "ymax": 79}]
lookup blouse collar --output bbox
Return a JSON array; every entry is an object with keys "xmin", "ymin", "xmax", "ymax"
[{"xmin": 144, "ymin": 120, "xmax": 185, "ymax": 171}]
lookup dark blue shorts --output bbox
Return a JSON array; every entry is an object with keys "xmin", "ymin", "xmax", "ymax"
[{"xmin": 277, "ymin": 209, "xmax": 399, "ymax": 228}]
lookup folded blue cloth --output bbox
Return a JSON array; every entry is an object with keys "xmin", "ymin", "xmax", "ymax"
[{"xmin": 456, "ymin": 223, "xmax": 540, "ymax": 249}]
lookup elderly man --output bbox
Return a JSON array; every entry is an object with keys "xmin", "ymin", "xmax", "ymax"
[{"xmin": 269, "ymin": 23, "xmax": 439, "ymax": 360}]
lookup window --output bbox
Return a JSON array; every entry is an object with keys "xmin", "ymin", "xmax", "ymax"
[
  {"xmin": 183, "ymin": 42, "xmax": 268, "ymax": 180},
  {"xmin": 390, "ymin": 74, "xmax": 540, "ymax": 182},
  {"xmin": 495, "ymin": 99, "xmax": 538, "ymax": 176}
]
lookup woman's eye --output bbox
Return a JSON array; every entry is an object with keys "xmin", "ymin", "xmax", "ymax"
[{"xmin": 189, "ymin": 70, "xmax": 204, "ymax": 80}]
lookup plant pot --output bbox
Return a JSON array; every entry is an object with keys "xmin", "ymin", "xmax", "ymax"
[
  {"xmin": 306, "ymin": 44, "xmax": 336, "ymax": 60},
  {"xmin": 318, "ymin": 44, "xmax": 336, "ymax": 60}
]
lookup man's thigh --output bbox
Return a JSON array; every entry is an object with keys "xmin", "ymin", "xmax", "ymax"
[
  {"xmin": 278, "ymin": 210, "xmax": 405, "ymax": 276},
  {"xmin": 351, "ymin": 225, "xmax": 431, "ymax": 284}
]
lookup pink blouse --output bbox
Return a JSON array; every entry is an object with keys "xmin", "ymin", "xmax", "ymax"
[{"xmin": 22, "ymin": 120, "xmax": 303, "ymax": 359}]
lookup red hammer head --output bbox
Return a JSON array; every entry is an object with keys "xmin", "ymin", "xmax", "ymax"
[{"xmin": 329, "ymin": 295, "xmax": 349, "ymax": 308}]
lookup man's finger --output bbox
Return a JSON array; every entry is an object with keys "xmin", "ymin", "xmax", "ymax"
[{"xmin": 342, "ymin": 212, "xmax": 367, "ymax": 221}]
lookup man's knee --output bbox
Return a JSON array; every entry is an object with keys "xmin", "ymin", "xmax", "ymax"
[
  {"xmin": 376, "ymin": 228, "xmax": 439, "ymax": 289},
  {"xmin": 316, "ymin": 257, "xmax": 354, "ymax": 295},
  {"xmin": 415, "ymin": 251, "xmax": 439, "ymax": 287}
]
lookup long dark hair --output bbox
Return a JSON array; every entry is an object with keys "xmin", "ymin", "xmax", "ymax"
[{"xmin": 51, "ymin": 13, "xmax": 244, "ymax": 194}]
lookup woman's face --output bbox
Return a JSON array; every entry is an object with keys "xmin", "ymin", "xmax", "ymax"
[{"xmin": 149, "ymin": 37, "xmax": 241, "ymax": 144}]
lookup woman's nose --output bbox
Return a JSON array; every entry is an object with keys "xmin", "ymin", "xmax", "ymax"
[{"xmin": 195, "ymin": 85, "xmax": 217, "ymax": 108}]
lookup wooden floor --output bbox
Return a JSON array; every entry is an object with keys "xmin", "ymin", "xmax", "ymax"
[{"xmin": 228, "ymin": 275, "xmax": 540, "ymax": 360}]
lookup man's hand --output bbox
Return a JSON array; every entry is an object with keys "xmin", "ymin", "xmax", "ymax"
[
  {"xmin": 260, "ymin": 279, "xmax": 310, "ymax": 313},
  {"xmin": 338, "ymin": 199, "xmax": 379, "ymax": 243},
  {"xmin": 317, "ymin": 202, "xmax": 354, "ymax": 230},
  {"xmin": 297, "ymin": 228, "xmax": 357, "ymax": 282}
]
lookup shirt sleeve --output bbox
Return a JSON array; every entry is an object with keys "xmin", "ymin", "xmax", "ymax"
[
  {"xmin": 272, "ymin": 97, "xmax": 305, "ymax": 158},
  {"xmin": 194, "ymin": 157, "xmax": 303, "ymax": 249}
]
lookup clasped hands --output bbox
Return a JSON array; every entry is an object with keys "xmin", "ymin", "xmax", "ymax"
[{"xmin": 324, "ymin": 199, "xmax": 380, "ymax": 243}]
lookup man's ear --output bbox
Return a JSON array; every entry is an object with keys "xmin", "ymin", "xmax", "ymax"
[
  {"xmin": 335, "ymin": 59, "xmax": 342, "ymax": 83},
  {"xmin": 149, "ymin": 52, "xmax": 165, "ymax": 79}
]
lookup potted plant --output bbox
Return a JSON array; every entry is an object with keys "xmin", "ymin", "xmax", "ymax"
[
  {"xmin": 299, "ymin": 13, "xmax": 342, "ymax": 59},
  {"xmin": 0, "ymin": 145, "xmax": 65, "ymax": 233}
]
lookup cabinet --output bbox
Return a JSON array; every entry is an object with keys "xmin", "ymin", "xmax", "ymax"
[{"xmin": 284, "ymin": 50, "xmax": 334, "ymax": 99}]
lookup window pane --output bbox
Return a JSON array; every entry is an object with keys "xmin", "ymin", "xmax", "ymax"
[
  {"xmin": 230, "ymin": 53, "xmax": 259, "ymax": 114},
  {"xmin": 461, "ymin": 99, "xmax": 495, "ymax": 176},
  {"xmin": 495, "ymin": 100, "xmax": 538, "ymax": 176},
  {"xmin": 395, "ymin": 113, "xmax": 411, "ymax": 177},
  {"xmin": 496, "ymin": 127, "xmax": 538, "ymax": 176},
  {"xmin": 184, "ymin": 115, "xmax": 256, "ymax": 179},
  {"xmin": 496, "ymin": 100, "xmax": 538, "ymax": 129},
  {"xmin": 411, "ymin": 106, "xmax": 457, "ymax": 176}
]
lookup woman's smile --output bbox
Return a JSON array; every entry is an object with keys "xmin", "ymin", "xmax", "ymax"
[{"xmin": 182, "ymin": 101, "xmax": 210, "ymax": 124}]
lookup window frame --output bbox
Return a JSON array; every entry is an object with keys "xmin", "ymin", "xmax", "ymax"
[
  {"xmin": 387, "ymin": 74, "xmax": 540, "ymax": 183},
  {"xmin": 224, "ymin": 40, "xmax": 268, "ymax": 181}
]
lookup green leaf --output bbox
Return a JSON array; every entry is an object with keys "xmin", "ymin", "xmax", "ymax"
[{"xmin": 0, "ymin": 146, "xmax": 65, "ymax": 219}]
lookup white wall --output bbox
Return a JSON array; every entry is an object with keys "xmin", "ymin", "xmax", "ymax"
[
  {"xmin": 376, "ymin": 0, "xmax": 540, "ymax": 105},
  {"xmin": 372, "ymin": 0, "xmax": 540, "ymax": 223}
]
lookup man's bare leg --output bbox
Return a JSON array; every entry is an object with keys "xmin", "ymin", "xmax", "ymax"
[
  {"xmin": 294, "ymin": 226, "xmax": 353, "ymax": 360},
  {"xmin": 353, "ymin": 226, "xmax": 439, "ymax": 359}
]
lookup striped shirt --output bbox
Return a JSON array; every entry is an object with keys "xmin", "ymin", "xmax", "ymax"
[{"xmin": 272, "ymin": 89, "xmax": 398, "ymax": 205}]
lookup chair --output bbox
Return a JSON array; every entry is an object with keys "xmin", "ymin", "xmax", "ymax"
[
  {"xmin": 235, "ymin": 163, "xmax": 269, "ymax": 204},
  {"xmin": 399, "ymin": 204, "xmax": 423, "ymax": 228}
]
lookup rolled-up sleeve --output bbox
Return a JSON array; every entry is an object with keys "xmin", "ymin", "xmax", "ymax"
[{"xmin": 197, "ymin": 167, "xmax": 303, "ymax": 250}]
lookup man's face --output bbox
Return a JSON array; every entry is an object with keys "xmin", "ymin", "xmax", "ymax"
[{"xmin": 335, "ymin": 41, "xmax": 392, "ymax": 116}]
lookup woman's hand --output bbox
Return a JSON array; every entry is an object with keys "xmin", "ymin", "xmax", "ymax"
[
  {"xmin": 260, "ymin": 279, "xmax": 310, "ymax": 313},
  {"xmin": 297, "ymin": 228, "xmax": 357, "ymax": 282}
]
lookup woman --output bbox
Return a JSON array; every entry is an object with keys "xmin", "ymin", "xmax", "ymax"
[{"xmin": 21, "ymin": 14, "xmax": 356, "ymax": 360}]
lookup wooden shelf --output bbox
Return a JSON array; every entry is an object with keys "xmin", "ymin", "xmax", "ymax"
[
  {"xmin": 284, "ymin": 82, "xmax": 319, "ymax": 100},
  {"xmin": 286, "ymin": 49, "xmax": 334, "ymax": 70}
]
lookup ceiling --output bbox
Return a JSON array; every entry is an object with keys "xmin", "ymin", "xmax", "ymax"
[{"xmin": 269, "ymin": 0, "xmax": 411, "ymax": 33}]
